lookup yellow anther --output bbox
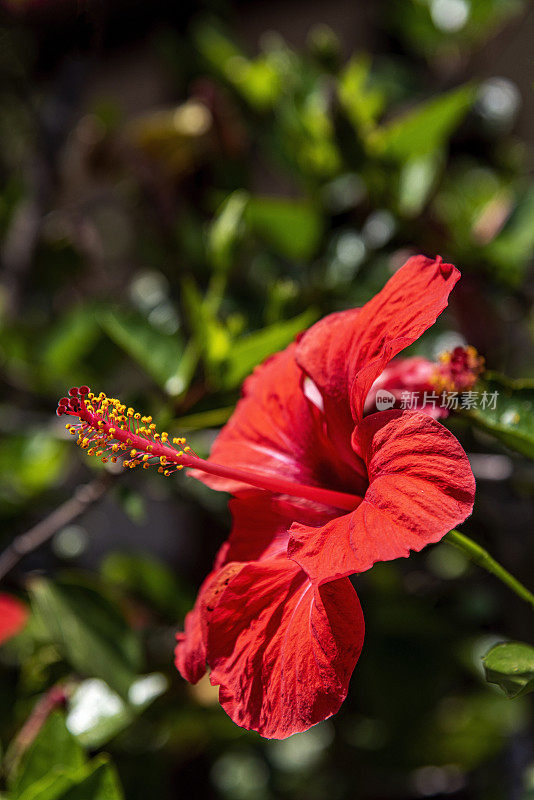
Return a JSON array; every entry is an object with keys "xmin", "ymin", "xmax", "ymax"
[
  {"xmin": 96, "ymin": 450, "xmax": 103, "ymax": 457},
  {"xmin": 164, "ymin": 470, "xmax": 171, "ymax": 476},
  {"xmin": 158, "ymin": 466, "xmax": 164, "ymax": 473},
  {"xmin": 134, "ymin": 412, "xmax": 141, "ymax": 420},
  {"xmin": 184, "ymin": 446, "xmax": 191, "ymax": 453},
  {"xmin": 142, "ymin": 454, "xmax": 150, "ymax": 462},
  {"xmin": 87, "ymin": 448, "xmax": 95, "ymax": 456},
  {"xmin": 112, "ymin": 444, "xmax": 119, "ymax": 453},
  {"xmin": 146, "ymin": 445, "xmax": 153, "ymax": 453},
  {"xmin": 143, "ymin": 463, "xmax": 150, "ymax": 469},
  {"xmin": 109, "ymin": 428, "xmax": 116, "ymax": 436},
  {"xmin": 160, "ymin": 456, "xmax": 167, "ymax": 465},
  {"xmin": 177, "ymin": 464, "xmax": 184, "ymax": 471},
  {"xmin": 101, "ymin": 457, "xmax": 108, "ymax": 463},
  {"xmin": 130, "ymin": 449, "xmax": 137, "ymax": 457}
]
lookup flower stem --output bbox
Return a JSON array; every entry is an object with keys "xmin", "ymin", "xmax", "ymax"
[{"xmin": 445, "ymin": 530, "xmax": 534, "ymax": 610}]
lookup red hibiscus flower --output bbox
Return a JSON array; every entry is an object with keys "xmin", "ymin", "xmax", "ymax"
[
  {"xmin": 0, "ymin": 593, "xmax": 28, "ymax": 645},
  {"xmin": 174, "ymin": 254, "xmax": 475, "ymax": 738},
  {"xmin": 57, "ymin": 254, "xmax": 476, "ymax": 739}
]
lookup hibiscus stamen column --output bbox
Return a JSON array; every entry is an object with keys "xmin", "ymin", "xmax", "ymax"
[{"xmin": 57, "ymin": 387, "xmax": 363, "ymax": 512}]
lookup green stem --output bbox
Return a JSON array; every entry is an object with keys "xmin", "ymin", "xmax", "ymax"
[{"xmin": 445, "ymin": 530, "xmax": 534, "ymax": 610}]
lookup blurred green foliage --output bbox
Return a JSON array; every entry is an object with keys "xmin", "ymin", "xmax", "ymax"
[{"xmin": 1, "ymin": 1, "xmax": 534, "ymax": 798}]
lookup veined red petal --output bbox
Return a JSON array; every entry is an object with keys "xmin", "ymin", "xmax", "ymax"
[
  {"xmin": 0, "ymin": 593, "xmax": 28, "ymax": 645},
  {"xmin": 206, "ymin": 557, "xmax": 364, "ymax": 739},
  {"xmin": 175, "ymin": 561, "xmax": 243, "ymax": 684},
  {"xmin": 296, "ymin": 255, "xmax": 459, "ymax": 424},
  {"xmin": 174, "ymin": 492, "xmax": 336, "ymax": 683},
  {"xmin": 190, "ymin": 343, "xmax": 367, "ymax": 500},
  {"xmin": 288, "ymin": 410, "xmax": 475, "ymax": 584}
]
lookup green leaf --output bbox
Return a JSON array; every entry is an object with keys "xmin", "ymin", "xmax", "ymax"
[
  {"xmin": 485, "ymin": 186, "xmax": 534, "ymax": 286},
  {"xmin": 58, "ymin": 757, "xmax": 123, "ymax": 800},
  {"xmin": 368, "ymin": 84, "xmax": 475, "ymax": 161},
  {"xmin": 221, "ymin": 308, "xmax": 317, "ymax": 389},
  {"xmin": 207, "ymin": 190, "xmax": 249, "ymax": 273},
  {"xmin": 98, "ymin": 310, "xmax": 191, "ymax": 396},
  {"xmin": 397, "ymin": 152, "xmax": 443, "ymax": 217},
  {"xmin": 10, "ymin": 712, "xmax": 84, "ymax": 798},
  {"xmin": 66, "ymin": 674, "xmax": 168, "ymax": 749},
  {"xmin": 245, "ymin": 197, "xmax": 323, "ymax": 261},
  {"xmin": 483, "ymin": 641, "xmax": 534, "ymax": 699},
  {"xmin": 41, "ymin": 307, "xmax": 100, "ymax": 379},
  {"xmin": 193, "ymin": 23, "xmax": 280, "ymax": 110},
  {"xmin": 29, "ymin": 577, "xmax": 142, "ymax": 699},
  {"xmin": 462, "ymin": 372, "xmax": 534, "ymax": 459},
  {"xmin": 16, "ymin": 757, "xmax": 123, "ymax": 800},
  {"xmin": 101, "ymin": 551, "xmax": 190, "ymax": 619},
  {"xmin": 173, "ymin": 406, "xmax": 234, "ymax": 431},
  {"xmin": 338, "ymin": 55, "xmax": 385, "ymax": 134},
  {"xmin": 181, "ymin": 278, "xmax": 231, "ymax": 379}
]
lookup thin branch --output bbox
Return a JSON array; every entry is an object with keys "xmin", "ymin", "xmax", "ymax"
[{"xmin": 0, "ymin": 473, "xmax": 115, "ymax": 582}]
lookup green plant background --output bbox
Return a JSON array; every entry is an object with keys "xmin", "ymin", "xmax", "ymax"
[{"xmin": 1, "ymin": 1, "xmax": 534, "ymax": 798}]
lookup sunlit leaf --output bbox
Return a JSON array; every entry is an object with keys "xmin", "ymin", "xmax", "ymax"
[
  {"xmin": 181, "ymin": 279, "xmax": 231, "ymax": 380},
  {"xmin": 483, "ymin": 641, "xmax": 534, "ymax": 698},
  {"xmin": 41, "ymin": 307, "xmax": 100, "ymax": 380},
  {"xmin": 29, "ymin": 577, "xmax": 142, "ymax": 699},
  {"xmin": 208, "ymin": 190, "xmax": 249, "ymax": 273},
  {"xmin": 485, "ymin": 186, "xmax": 534, "ymax": 286},
  {"xmin": 246, "ymin": 197, "xmax": 323, "ymax": 261},
  {"xmin": 462, "ymin": 373, "xmax": 534, "ymax": 459},
  {"xmin": 338, "ymin": 55, "xmax": 385, "ymax": 134},
  {"xmin": 0, "ymin": 433, "xmax": 68, "ymax": 509},
  {"xmin": 10, "ymin": 712, "xmax": 84, "ymax": 799},
  {"xmin": 66, "ymin": 674, "xmax": 168, "ymax": 748},
  {"xmin": 397, "ymin": 152, "xmax": 443, "ymax": 217},
  {"xmin": 221, "ymin": 308, "xmax": 317, "ymax": 389},
  {"xmin": 98, "ymin": 310, "xmax": 192, "ymax": 397},
  {"xmin": 368, "ymin": 85, "xmax": 475, "ymax": 161},
  {"xmin": 173, "ymin": 406, "xmax": 234, "ymax": 431},
  {"xmin": 193, "ymin": 23, "xmax": 280, "ymax": 109}
]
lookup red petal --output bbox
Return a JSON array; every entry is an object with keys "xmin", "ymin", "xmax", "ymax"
[
  {"xmin": 288, "ymin": 410, "xmax": 475, "ymax": 583},
  {"xmin": 175, "ymin": 561, "xmax": 243, "ymax": 684},
  {"xmin": 175, "ymin": 492, "xmax": 333, "ymax": 683},
  {"xmin": 296, "ymin": 255, "xmax": 459, "ymax": 423},
  {"xmin": 191, "ymin": 343, "xmax": 367, "ymax": 499},
  {"xmin": 206, "ymin": 557, "xmax": 364, "ymax": 739},
  {"xmin": 0, "ymin": 593, "xmax": 28, "ymax": 645}
]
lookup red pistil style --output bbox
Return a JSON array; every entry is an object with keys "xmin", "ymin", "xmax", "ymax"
[{"xmin": 57, "ymin": 389, "xmax": 362, "ymax": 512}]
